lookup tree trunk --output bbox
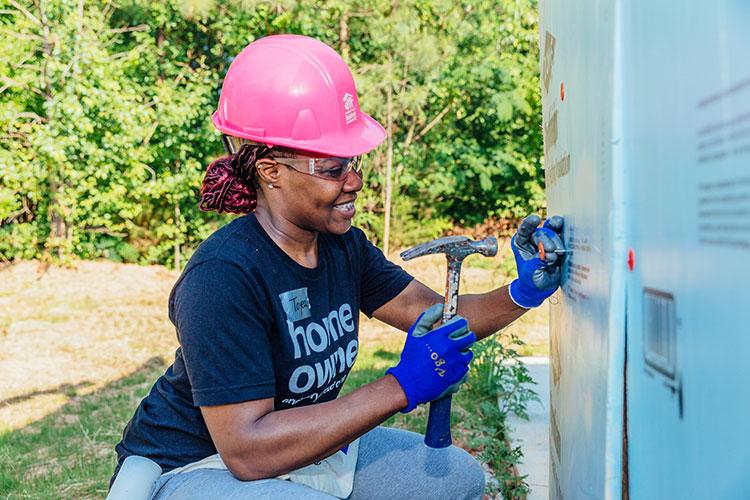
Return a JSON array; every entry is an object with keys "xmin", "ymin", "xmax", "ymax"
[
  {"xmin": 174, "ymin": 202, "xmax": 181, "ymax": 270},
  {"xmin": 48, "ymin": 182, "xmax": 64, "ymax": 259},
  {"xmin": 339, "ymin": 10, "xmax": 350, "ymax": 61},
  {"xmin": 39, "ymin": 1, "xmax": 67, "ymax": 259},
  {"xmin": 383, "ymin": 55, "xmax": 393, "ymax": 257}
]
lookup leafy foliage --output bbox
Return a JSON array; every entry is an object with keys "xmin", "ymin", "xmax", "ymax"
[{"xmin": 0, "ymin": 0, "xmax": 544, "ymax": 264}]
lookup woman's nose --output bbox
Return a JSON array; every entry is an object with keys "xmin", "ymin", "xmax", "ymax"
[{"xmin": 343, "ymin": 167, "xmax": 364, "ymax": 192}]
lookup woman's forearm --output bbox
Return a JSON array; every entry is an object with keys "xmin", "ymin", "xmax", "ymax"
[
  {"xmin": 457, "ymin": 285, "xmax": 529, "ymax": 341},
  {"xmin": 225, "ymin": 375, "xmax": 406, "ymax": 480},
  {"xmin": 373, "ymin": 281, "xmax": 530, "ymax": 341}
]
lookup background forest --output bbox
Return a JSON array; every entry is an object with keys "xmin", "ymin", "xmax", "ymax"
[{"xmin": 0, "ymin": 0, "xmax": 544, "ymax": 266}]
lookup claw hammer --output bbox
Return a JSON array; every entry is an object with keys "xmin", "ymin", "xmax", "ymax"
[{"xmin": 400, "ymin": 235, "xmax": 498, "ymax": 448}]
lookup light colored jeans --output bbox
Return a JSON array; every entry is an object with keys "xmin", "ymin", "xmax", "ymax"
[{"xmin": 148, "ymin": 426, "xmax": 485, "ymax": 499}]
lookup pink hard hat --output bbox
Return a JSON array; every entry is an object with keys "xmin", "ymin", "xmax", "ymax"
[{"xmin": 212, "ymin": 34, "xmax": 386, "ymax": 158}]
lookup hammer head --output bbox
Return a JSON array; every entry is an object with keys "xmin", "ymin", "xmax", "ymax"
[{"xmin": 400, "ymin": 235, "xmax": 498, "ymax": 261}]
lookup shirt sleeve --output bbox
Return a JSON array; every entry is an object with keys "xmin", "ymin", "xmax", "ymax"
[
  {"xmin": 353, "ymin": 228, "xmax": 414, "ymax": 317},
  {"xmin": 171, "ymin": 258, "xmax": 276, "ymax": 406}
]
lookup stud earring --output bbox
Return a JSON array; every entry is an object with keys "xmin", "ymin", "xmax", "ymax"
[{"xmin": 268, "ymin": 183, "xmax": 275, "ymax": 189}]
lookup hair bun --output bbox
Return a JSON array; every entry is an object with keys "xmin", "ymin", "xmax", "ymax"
[
  {"xmin": 199, "ymin": 144, "xmax": 272, "ymax": 214},
  {"xmin": 199, "ymin": 156, "xmax": 258, "ymax": 214}
]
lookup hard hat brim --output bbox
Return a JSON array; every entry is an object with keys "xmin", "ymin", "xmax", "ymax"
[{"xmin": 212, "ymin": 111, "xmax": 386, "ymax": 158}]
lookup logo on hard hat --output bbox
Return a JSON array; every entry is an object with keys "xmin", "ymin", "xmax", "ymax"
[{"xmin": 342, "ymin": 93, "xmax": 357, "ymax": 125}]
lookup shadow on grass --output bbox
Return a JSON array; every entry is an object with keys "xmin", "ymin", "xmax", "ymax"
[
  {"xmin": 373, "ymin": 349, "xmax": 399, "ymax": 363},
  {"xmin": 0, "ymin": 356, "xmax": 167, "ymax": 498},
  {"xmin": 0, "ymin": 380, "xmax": 95, "ymax": 406}
]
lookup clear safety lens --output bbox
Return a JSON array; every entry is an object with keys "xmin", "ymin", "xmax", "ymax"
[
  {"xmin": 274, "ymin": 156, "xmax": 362, "ymax": 181},
  {"xmin": 222, "ymin": 135, "xmax": 361, "ymax": 181}
]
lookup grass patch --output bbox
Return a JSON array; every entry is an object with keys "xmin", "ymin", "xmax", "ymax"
[{"xmin": 0, "ymin": 357, "xmax": 167, "ymax": 498}]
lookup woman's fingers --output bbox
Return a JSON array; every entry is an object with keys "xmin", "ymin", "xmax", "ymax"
[
  {"xmin": 533, "ymin": 230, "xmax": 560, "ymax": 264},
  {"xmin": 452, "ymin": 330, "xmax": 476, "ymax": 351},
  {"xmin": 543, "ymin": 215, "xmax": 564, "ymax": 235},
  {"xmin": 515, "ymin": 214, "xmax": 542, "ymax": 250}
]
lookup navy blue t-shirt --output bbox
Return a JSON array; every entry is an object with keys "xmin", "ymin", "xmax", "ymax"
[{"xmin": 114, "ymin": 214, "xmax": 412, "ymax": 474}]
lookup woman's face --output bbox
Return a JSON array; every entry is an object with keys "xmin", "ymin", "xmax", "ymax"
[{"xmin": 262, "ymin": 155, "xmax": 364, "ymax": 235}]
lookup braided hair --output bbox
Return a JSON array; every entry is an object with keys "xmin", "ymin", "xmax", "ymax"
[{"xmin": 199, "ymin": 144, "xmax": 272, "ymax": 214}]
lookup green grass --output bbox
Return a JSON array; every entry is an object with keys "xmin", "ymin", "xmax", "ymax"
[{"xmin": 0, "ymin": 357, "xmax": 167, "ymax": 499}]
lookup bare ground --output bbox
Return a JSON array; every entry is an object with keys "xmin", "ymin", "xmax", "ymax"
[{"xmin": 0, "ymin": 261, "xmax": 179, "ymax": 431}]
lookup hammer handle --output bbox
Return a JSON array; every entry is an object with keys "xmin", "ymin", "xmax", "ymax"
[
  {"xmin": 442, "ymin": 258, "xmax": 462, "ymax": 323},
  {"xmin": 424, "ymin": 257, "xmax": 463, "ymax": 449},
  {"xmin": 425, "ymin": 395, "xmax": 453, "ymax": 448}
]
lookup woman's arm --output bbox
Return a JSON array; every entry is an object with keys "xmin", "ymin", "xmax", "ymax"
[
  {"xmin": 371, "ymin": 279, "xmax": 527, "ymax": 341},
  {"xmin": 373, "ymin": 215, "xmax": 566, "ymax": 340},
  {"xmin": 202, "ymin": 375, "xmax": 406, "ymax": 480},
  {"xmin": 201, "ymin": 304, "xmax": 473, "ymax": 481}
]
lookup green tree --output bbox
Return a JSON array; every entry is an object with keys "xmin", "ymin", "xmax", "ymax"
[
  {"xmin": 0, "ymin": 0, "xmax": 155, "ymax": 261},
  {"xmin": 1, "ymin": 0, "xmax": 544, "ymax": 265}
]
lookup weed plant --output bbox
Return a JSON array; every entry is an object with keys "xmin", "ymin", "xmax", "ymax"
[{"xmin": 462, "ymin": 332, "xmax": 540, "ymax": 499}]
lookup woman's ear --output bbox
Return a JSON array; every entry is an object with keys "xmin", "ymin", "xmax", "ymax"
[{"xmin": 255, "ymin": 158, "xmax": 281, "ymax": 187}]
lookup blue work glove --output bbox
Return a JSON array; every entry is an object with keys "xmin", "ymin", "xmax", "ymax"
[
  {"xmin": 386, "ymin": 304, "xmax": 476, "ymax": 413},
  {"xmin": 509, "ymin": 214, "xmax": 567, "ymax": 308}
]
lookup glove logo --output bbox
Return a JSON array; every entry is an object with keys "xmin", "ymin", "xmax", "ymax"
[{"xmin": 427, "ymin": 345, "xmax": 447, "ymax": 377}]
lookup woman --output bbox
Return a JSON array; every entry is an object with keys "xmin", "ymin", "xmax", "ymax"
[{"xmin": 112, "ymin": 34, "xmax": 566, "ymax": 499}]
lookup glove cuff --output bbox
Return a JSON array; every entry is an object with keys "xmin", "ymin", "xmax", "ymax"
[
  {"xmin": 385, "ymin": 367, "xmax": 417, "ymax": 413},
  {"xmin": 509, "ymin": 279, "xmax": 545, "ymax": 309}
]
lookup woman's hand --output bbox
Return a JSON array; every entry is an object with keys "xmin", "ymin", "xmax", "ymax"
[
  {"xmin": 386, "ymin": 304, "xmax": 476, "ymax": 413},
  {"xmin": 509, "ymin": 214, "xmax": 567, "ymax": 308}
]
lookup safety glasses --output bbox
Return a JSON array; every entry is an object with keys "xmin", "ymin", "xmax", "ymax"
[
  {"xmin": 271, "ymin": 155, "xmax": 362, "ymax": 181},
  {"xmin": 222, "ymin": 135, "xmax": 361, "ymax": 181}
]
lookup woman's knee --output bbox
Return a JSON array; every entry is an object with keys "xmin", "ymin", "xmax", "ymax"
[
  {"xmin": 352, "ymin": 427, "xmax": 485, "ymax": 499},
  {"xmin": 151, "ymin": 469, "xmax": 336, "ymax": 499},
  {"xmin": 448, "ymin": 446, "xmax": 486, "ymax": 499}
]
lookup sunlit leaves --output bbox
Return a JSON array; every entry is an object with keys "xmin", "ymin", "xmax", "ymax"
[{"xmin": 0, "ymin": 0, "xmax": 543, "ymax": 264}]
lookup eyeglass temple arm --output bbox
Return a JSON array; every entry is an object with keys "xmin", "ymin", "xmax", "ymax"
[{"xmin": 221, "ymin": 134, "xmax": 235, "ymax": 154}]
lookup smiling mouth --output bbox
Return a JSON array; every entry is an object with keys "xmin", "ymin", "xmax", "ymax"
[{"xmin": 333, "ymin": 201, "xmax": 355, "ymax": 212}]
